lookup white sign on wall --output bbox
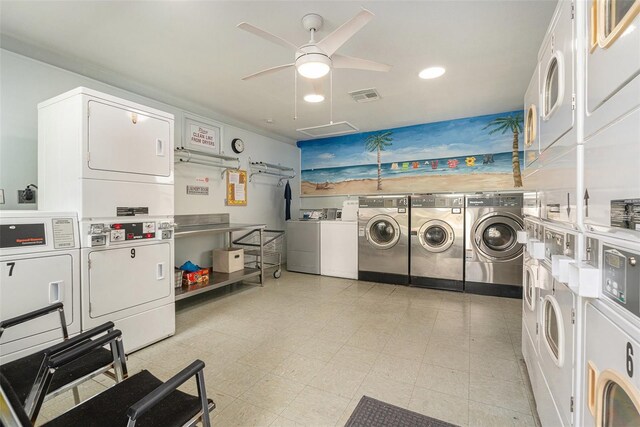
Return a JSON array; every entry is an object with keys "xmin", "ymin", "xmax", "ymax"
[{"xmin": 183, "ymin": 114, "xmax": 223, "ymax": 154}]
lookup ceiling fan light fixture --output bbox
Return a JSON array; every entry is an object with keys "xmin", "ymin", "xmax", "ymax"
[
  {"xmin": 296, "ymin": 53, "xmax": 331, "ymax": 79},
  {"xmin": 419, "ymin": 66, "xmax": 446, "ymax": 79},
  {"xmin": 304, "ymin": 93, "xmax": 325, "ymax": 103}
]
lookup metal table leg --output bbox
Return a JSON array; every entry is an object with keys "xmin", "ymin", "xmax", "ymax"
[{"xmin": 259, "ymin": 228, "xmax": 264, "ymax": 286}]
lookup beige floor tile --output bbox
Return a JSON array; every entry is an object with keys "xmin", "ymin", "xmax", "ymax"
[
  {"xmin": 470, "ymin": 353, "xmax": 522, "ymax": 383},
  {"xmin": 424, "ymin": 343, "xmax": 471, "ymax": 371},
  {"xmin": 330, "ymin": 345, "xmax": 380, "ymax": 372},
  {"xmin": 206, "ymin": 361, "xmax": 268, "ymax": 397},
  {"xmin": 382, "ymin": 335, "xmax": 428, "ymax": 361},
  {"xmin": 280, "ymin": 386, "xmax": 351, "ymax": 426},
  {"xmin": 238, "ymin": 344, "xmax": 293, "ymax": 371},
  {"xmin": 354, "ymin": 372, "xmax": 415, "ymax": 408},
  {"xmin": 213, "ymin": 399, "xmax": 279, "ymax": 427},
  {"xmin": 371, "ymin": 353, "xmax": 421, "ymax": 385},
  {"xmin": 308, "ymin": 361, "xmax": 368, "ymax": 398},
  {"xmin": 271, "ymin": 353, "xmax": 328, "ymax": 384},
  {"xmin": 409, "ymin": 386, "xmax": 470, "ymax": 427},
  {"xmin": 468, "ymin": 400, "xmax": 536, "ymax": 427},
  {"xmin": 469, "ymin": 373, "xmax": 532, "ymax": 414},
  {"xmin": 240, "ymin": 374, "xmax": 305, "ymax": 415},
  {"xmin": 416, "ymin": 363, "xmax": 470, "ymax": 398},
  {"xmin": 269, "ymin": 415, "xmax": 306, "ymax": 426},
  {"xmin": 470, "ymin": 335, "xmax": 517, "ymax": 360},
  {"xmin": 346, "ymin": 326, "xmax": 391, "ymax": 352},
  {"xmin": 293, "ymin": 337, "xmax": 343, "ymax": 362}
]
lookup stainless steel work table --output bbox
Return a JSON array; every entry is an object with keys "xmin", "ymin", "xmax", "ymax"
[{"xmin": 174, "ymin": 214, "xmax": 266, "ymax": 301}]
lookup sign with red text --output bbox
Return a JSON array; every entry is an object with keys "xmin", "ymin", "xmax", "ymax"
[{"xmin": 183, "ymin": 114, "xmax": 223, "ymax": 154}]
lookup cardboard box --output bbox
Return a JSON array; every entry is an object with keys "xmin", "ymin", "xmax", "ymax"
[
  {"xmin": 213, "ymin": 248, "xmax": 244, "ymax": 273},
  {"xmin": 182, "ymin": 268, "xmax": 209, "ymax": 286}
]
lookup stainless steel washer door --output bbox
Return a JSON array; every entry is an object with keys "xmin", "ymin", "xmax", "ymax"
[
  {"xmin": 473, "ymin": 213, "xmax": 523, "ymax": 260},
  {"xmin": 418, "ymin": 220, "xmax": 454, "ymax": 253},
  {"xmin": 366, "ymin": 215, "xmax": 400, "ymax": 249}
]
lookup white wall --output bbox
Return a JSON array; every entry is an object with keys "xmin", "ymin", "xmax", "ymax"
[{"xmin": 0, "ymin": 49, "xmax": 300, "ymax": 267}]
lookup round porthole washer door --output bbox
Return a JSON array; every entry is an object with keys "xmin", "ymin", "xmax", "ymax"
[
  {"xmin": 473, "ymin": 213, "xmax": 523, "ymax": 260},
  {"xmin": 524, "ymin": 264, "xmax": 537, "ymax": 312},
  {"xmin": 365, "ymin": 215, "xmax": 401, "ymax": 250},
  {"xmin": 418, "ymin": 220, "xmax": 454, "ymax": 253}
]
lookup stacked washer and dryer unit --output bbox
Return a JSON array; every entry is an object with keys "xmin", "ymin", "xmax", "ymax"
[
  {"xmin": 521, "ymin": 1, "xmax": 640, "ymax": 426},
  {"xmin": 38, "ymin": 87, "xmax": 176, "ymax": 353}
]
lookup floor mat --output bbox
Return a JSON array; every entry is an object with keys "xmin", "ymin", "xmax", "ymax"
[{"xmin": 345, "ymin": 396, "xmax": 459, "ymax": 427}]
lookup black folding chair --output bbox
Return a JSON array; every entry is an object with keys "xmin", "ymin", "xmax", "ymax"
[
  {"xmin": 0, "ymin": 303, "xmax": 127, "ymax": 423},
  {"xmin": 0, "ymin": 359, "xmax": 215, "ymax": 427}
]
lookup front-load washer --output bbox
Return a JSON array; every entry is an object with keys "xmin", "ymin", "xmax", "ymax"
[
  {"xmin": 583, "ymin": 106, "xmax": 640, "ymax": 244},
  {"xmin": 581, "ymin": 235, "xmax": 640, "ymax": 427},
  {"xmin": 535, "ymin": 222, "xmax": 579, "ymax": 427},
  {"xmin": 538, "ymin": 0, "xmax": 575, "ymax": 157},
  {"xmin": 464, "ymin": 193, "xmax": 524, "ymax": 298},
  {"xmin": 585, "ymin": 0, "xmax": 640, "ymax": 138},
  {"xmin": 0, "ymin": 212, "xmax": 80, "ymax": 363},
  {"xmin": 410, "ymin": 194, "xmax": 464, "ymax": 291},
  {"xmin": 358, "ymin": 195, "xmax": 409, "ymax": 285},
  {"xmin": 81, "ymin": 218, "xmax": 175, "ymax": 353}
]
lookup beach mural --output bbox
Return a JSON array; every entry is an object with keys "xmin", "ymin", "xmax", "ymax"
[{"xmin": 298, "ymin": 110, "xmax": 525, "ymax": 196}]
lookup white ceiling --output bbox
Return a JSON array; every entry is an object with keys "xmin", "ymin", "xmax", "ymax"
[{"xmin": 0, "ymin": 1, "xmax": 556, "ymax": 144}]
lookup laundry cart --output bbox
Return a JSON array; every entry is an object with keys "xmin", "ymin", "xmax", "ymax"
[{"xmin": 233, "ymin": 229, "xmax": 285, "ymax": 278}]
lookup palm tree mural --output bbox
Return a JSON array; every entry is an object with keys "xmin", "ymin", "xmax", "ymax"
[
  {"xmin": 365, "ymin": 131, "xmax": 393, "ymax": 191},
  {"xmin": 483, "ymin": 113, "xmax": 524, "ymax": 187}
]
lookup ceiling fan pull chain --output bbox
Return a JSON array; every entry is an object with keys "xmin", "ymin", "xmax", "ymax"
[{"xmin": 294, "ymin": 68, "xmax": 297, "ymax": 120}]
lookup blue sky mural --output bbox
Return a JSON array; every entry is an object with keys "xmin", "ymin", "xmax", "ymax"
[{"xmin": 297, "ymin": 110, "xmax": 525, "ymax": 196}]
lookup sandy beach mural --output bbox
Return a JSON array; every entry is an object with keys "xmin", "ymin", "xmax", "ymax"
[{"xmin": 298, "ymin": 110, "xmax": 525, "ymax": 196}]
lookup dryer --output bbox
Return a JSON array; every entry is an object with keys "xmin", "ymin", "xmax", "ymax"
[
  {"xmin": 358, "ymin": 195, "xmax": 409, "ymax": 285},
  {"xmin": 584, "ymin": 0, "xmax": 640, "ymax": 138},
  {"xmin": 581, "ymin": 235, "xmax": 640, "ymax": 427},
  {"xmin": 522, "ymin": 218, "xmax": 545, "ymax": 367},
  {"xmin": 410, "ymin": 194, "xmax": 464, "ymax": 291},
  {"xmin": 464, "ymin": 193, "xmax": 524, "ymax": 298},
  {"xmin": 535, "ymin": 222, "xmax": 579, "ymax": 427},
  {"xmin": 0, "ymin": 212, "xmax": 80, "ymax": 363},
  {"xmin": 524, "ymin": 64, "xmax": 541, "ymax": 170}
]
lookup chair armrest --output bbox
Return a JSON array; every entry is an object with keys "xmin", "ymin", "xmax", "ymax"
[
  {"xmin": 0, "ymin": 302, "xmax": 64, "ymax": 330},
  {"xmin": 43, "ymin": 321, "xmax": 115, "ymax": 357},
  {"xmin": 47, "ymin": 330, "xmax": 122, "ymax": 369},
  {"xmin": 126, "ymin": 360, "xmax": 206, "ymax": 421}
]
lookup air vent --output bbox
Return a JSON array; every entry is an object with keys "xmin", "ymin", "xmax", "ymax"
[
  {"xmin": 297, "ymin": 121, "xmax": 359, "ymax": 138},
  {"xmin": 349, "ymin": 88, "xmax": 381, "ymax": 103}
]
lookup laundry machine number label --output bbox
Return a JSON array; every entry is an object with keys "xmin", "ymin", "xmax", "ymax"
[
  {"xmin": 6, "ymin": 262, "xmax": 15, "ymax": 276},
  {"xmin": 131, "ymin": 249, "xmax": 136, "ymax": 259},
  {"xmin": 627, "ymin": 342, "xmax": 634, "ymax": 378}
]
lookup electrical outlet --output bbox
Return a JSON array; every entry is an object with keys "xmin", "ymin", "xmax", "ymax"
[{"xmin": 17, "ymin": 189, "xmax": 36, "ymax": 204}]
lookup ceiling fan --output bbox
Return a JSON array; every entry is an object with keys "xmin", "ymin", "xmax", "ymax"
[{"xmin": 237, "ymin": 8, "xmax": 392, "ymax": 81}]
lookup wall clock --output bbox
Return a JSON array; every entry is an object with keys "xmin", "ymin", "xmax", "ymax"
[{"xmin": 231, "ymin": 138, "xmax": 245, "ymax": 154}]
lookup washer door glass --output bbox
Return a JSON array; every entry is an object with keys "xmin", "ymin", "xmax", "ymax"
[
  {"xmin": 418, "ymin": 220, "xmax": 454, "ymax": 253},
  {"xmin": 474, "ymin": 214, "xmax": 523, "ymax": 260},
  {"xmin": 524, "ymin": 266, "xmax": 536, "ymax": 311},
  {"xmin": 366, "ymin": 215, "xmax": 400, "ymax": 249},
  {"xmin": 602, "ymin": 380, "xmax": 640, "ymax": 426},
  {"xmin": 544, "ymin": 298, "xmax": 560, "ymax": 361}
]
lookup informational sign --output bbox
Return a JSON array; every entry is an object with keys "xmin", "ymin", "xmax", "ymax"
[
  {"xmin": 184, "ymin": 114, "xmax": 223, "ymax": 154},
  {"xmin": 611, "ymin": 199, "xmax": 640, "ymax": 231},
  {"xmin": 52, "ymin": 218, "xmax": 76, "ymax": 249},
  {"xmin": 226, "ymin": 169, "xmax": 247, "ymax": 206},
  {"xmin": 186, "ymin": 185, "xmax": 209, "ymax": 196}
]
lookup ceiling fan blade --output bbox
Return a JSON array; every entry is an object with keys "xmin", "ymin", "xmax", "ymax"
[
  {"xmin": 332, "ymin": 54, "xmax": 392, "ymax": 72},
  {"xmin": 241, "ymin": 63, "xmax": 295, "ymax": 80},
  {"xmin": 316, "ymin": 8, "xmax": 374, "ymax": 57},
  {"xmin": 237, "ymin": 22, "xmax": 299, "ymax": 51}
]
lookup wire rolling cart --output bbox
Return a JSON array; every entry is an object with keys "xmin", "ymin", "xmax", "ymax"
[{"xmin": 233, "ymin": 229, "xmax": 285, "ymax": 278}]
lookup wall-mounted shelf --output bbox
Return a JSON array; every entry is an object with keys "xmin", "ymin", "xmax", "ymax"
[
  {"xmin": 175, "ymin": 147, "xmax": 241, "ymax": 177},
  {"xmin": 249, "ymin": 160, "xmax": 295, "ymax": 186}
]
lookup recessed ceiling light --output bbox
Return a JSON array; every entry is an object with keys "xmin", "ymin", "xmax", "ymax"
[
  {"xmin": 419, "ymin": 66, "xmax": 446, "ymax": 79},
  {"xmin": 304, "ymin": 93, "xmax": 325, "ymax": 103}
]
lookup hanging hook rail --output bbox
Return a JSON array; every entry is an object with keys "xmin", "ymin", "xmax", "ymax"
[
  {"xmin": 174, "ymin": 148, "xmax": 241, "ymax": 177},
  {"xmin": 248, "ymin": 160, "xmax": 295, "ymax": 186}
]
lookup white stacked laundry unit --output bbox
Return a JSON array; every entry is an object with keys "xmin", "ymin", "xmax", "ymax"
[{"xmin": 38, "ymin": 87, "xmax": 176, "ymax": 353}]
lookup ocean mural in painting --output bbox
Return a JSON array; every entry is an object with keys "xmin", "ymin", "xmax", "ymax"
[{"xmin": 297, "ymin": 110, "xmax": 525, "ymax": 196}]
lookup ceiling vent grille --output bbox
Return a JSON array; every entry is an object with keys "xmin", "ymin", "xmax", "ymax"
[
  {"xmin": 297, "ymin": 121, "xmax": 359, "ymax": 138},
  {"xmin": 349, "ymin": 88, "xmax": 381, "ymax": 103}
]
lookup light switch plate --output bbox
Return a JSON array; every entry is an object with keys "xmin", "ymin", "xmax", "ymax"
[{"xmin": 0, "ymin": 189, "xmax": 4, "ymax": 204}]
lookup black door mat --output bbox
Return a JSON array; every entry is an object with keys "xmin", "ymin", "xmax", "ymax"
[{"xmin": 345, "ymin": 396, "xmax": 460, "ymax": 427}]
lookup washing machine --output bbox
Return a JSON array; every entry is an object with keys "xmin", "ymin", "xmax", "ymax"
[
  {"xmin": 583, "ymin": 106, "xmax": 640, "ymax": 244},
  {"xmin": 584, "ymin": 0, "xmax": 640, "ymax": 139},
  {"xmin": 0, "ymin": 211, "xmax": 80, "ymax": 363},
  {"xmin": 409, "ymin": 194, "xmax": 464, "ymax": 291},
  {"xmin": 464, "ymin": 193, "xmax": 524, "ymax": 298},
  {"xmin": 538, "ymin": 0, "xmax": 576, "ymax": 158},
  {"xmin": 358, "ymin": 195, "xmax": 409, "ymax": 285},
  {"xmin": 535, "ymin": 222, "xmax": 579, "ymax": 427},
  {"xmin": 581, "ymin": 234, "xmax": 640, "ymax": 427},
  {"xmin": 81, "ymin": 218, "xmax": 175, "ymax": 353}
]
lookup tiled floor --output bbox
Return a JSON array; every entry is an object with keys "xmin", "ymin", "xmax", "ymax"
[{"xmin": 38, "ymin": 272, "xmax": 539, "ymax": 426}]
